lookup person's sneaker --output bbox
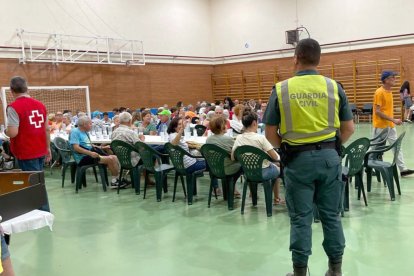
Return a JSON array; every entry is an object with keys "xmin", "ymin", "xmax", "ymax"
[
  {"xmin": 119, "ymin": 181, "xmax": 128, "ymax": 189},
  {"xmin": 401, "ymin": 169, "xmax": 414, "ymax": 177},
  {"xmin": 119, "ymin": 178, "xmax": 131, "ymax": 189},
  {"xmin": 111, "ymin": 178, "xmax": 119, "ymax": 186}
]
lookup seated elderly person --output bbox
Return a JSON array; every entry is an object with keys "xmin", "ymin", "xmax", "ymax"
[
  {"xmin": 102, "ymin": 112, "xmax": 112, "ymax": 126},
  {"xmin": 72, "ymin": 111, "xmax": 86, "ymax": 127},
  {"xmin": 215, "ymin": 106, "xmax": 231, "ymax": 129},
  {"xmin": 206, "ymin": 115, "xmax": 242, "ymax": 197},
  {"xmin": 92, "ymin": 111, "xmax": 103, "ymax": 127},
  {"xmin": 156, "ymin": 109, "xmax": 171, "ymax": 135},
  {"xmin": 62, "ymin": 113, "xmax": 73, "ymax": 134},
  {"xmin": 203, "ymin": 110, "xmax": 215, "ymax": 127},
  {"xmin": 230, "ymin": 104, "xmax": 245, "ymax": 133},
  {"xmin": 111, "ymin": 112, "xmax": 150, "ymax": 186},
  {"xmin": 231, "ymin": 110, "xmax": 284, "ymax": 204},
  {"xmin": 139, "ymin": 110, "xmax": 157, "ymax": 135},
  {"xmin": 111, "ymin": 112, "xmax": 145, "ymax": 167},
  {"xmin": 70, "ymin": 116, "xmax": 120, "ymax": 185},
  {"xmin": 168, "ymin": 117, "xmax": 219, "ymax": 193},
  {"xmin": 111, "ymin": 115, "xmax": 120, "ymax": 131},
  {"xmin": 131, "ymin": 112, "xmax": 141, "ymax": 128},
  {"xmin": 50, "ymin": 111, "xmax": 63, "ymax": 134}
]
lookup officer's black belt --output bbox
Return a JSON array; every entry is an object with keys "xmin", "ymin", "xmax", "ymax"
[{"xmin": 288, "ymin": 141, "xmax": 336, "ymax": 153}]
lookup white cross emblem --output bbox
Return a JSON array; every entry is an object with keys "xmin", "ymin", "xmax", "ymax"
[{"xmin": 29, "ymin": 110, "xmax": 44, "ymax": 128}]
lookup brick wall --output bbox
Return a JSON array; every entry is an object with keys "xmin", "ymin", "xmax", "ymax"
[
  {"xmin": 1, "ymin": 43, "xmax": 413, "ymax": 124},
  {"xmin": 0, "ymin": 60, "xmax": 213, "ymax": 122}
]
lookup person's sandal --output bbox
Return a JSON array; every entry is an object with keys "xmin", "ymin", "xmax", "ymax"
[{"xmin": 274, "ymin": 197, "xmax": 285, "ymax": 205}]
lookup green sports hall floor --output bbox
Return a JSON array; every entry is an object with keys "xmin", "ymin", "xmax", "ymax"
[{"xmin": 8, "ymin": 123, "xmax": 414, "ymax": 276}]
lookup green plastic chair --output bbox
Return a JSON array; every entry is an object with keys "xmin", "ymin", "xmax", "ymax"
[
  {"xmin": 68, "ymin": 136, "xmax": 108, "ymax": 193},
  {"xmin": 365, "ymin": 131, "xmax": 405, "ymax": 201},
  {"xmin": 164, "ymin": 142, "xmax": 204, "ymax": 205},
  {"xmin": 234, "ymin": 145, "xmax": 279, "ymax": 217},
  {"xmin": 75, "ymin": 163, "xmax": 108, "ymax": 193},
  {"xmin": 49, "ymin": 141, "xmax": 60, "ymax": 174},
  {"xmin": 370, "ymin": 127, "xmax": 391, "ymax": 147},
  {"xmin": 200, "ymin": 143, "xmax": 242, "ymax": 210},
  {"xmin": 111, "ymin": 140, "xmax": 142, "ymax": 195},
  {"xmin": 135, "ymin": 141, "xmax": 175, "ymax": 202},
  {"xmin": 53, "ymin": 137, "xmax": 77, "ymax": 188},
  {"xmin": 342, "ymin": 137, "xmax": 371, "ymax": 212},
  {"xmin": 367, "ymin": 127, "xmax": 391, "ymax": 185}
]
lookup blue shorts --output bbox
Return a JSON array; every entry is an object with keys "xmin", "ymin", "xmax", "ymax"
[
  {"xmin": 1, "ymin": 235, "xmax": 10, "ymax": 261},
  {"xmin": 262, "ymin": 163, "xmax": 280, "ymax": 181}
]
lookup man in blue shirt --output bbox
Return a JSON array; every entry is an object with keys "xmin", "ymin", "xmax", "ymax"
[{"xmin": 70, "ymin": 116, "xmax": 120, "ymax": 185}]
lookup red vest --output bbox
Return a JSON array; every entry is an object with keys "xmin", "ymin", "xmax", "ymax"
[{"xmin": 9, "ymin": 96, "xmax": 48, "ymax": 160}]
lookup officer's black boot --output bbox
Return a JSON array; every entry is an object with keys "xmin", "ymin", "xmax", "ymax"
[
  {"xmin": 325, "ymin": 259, "xmax": 342, "ymax": 276},
  {"xmin": 286, "ymin": 265, "xmax": 307, "ymax": 276}
]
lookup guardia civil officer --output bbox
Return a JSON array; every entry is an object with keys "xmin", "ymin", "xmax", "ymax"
[{"xmin": 263, "ymin": 38, "xmax": 354, "ymax": 276}]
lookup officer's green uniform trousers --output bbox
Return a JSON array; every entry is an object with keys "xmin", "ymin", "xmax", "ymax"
[{"xmin": 285, "ymin": 148, "xmax": 345, "ymax": 266}]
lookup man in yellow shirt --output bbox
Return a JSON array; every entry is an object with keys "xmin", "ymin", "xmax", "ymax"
[{"xmin": 372, "ymin": 71, "xmax": 414, "ymax": 177}]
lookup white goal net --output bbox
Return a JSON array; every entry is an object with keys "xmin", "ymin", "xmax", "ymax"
[{"xmin": 1, "ymin": 86, "xmax": 90, "ymax": 125}]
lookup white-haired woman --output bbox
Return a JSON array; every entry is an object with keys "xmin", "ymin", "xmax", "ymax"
[{"xmin": 62, "ymin": 113, "xmax": 72, "ymax": 134}]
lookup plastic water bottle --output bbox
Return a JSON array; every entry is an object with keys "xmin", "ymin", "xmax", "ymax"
[
  {"xmin": 193, "ymin": 128, "xmax": 197, "ymax": 137},
  {"xmin": 108, "ymin": 126, "xmax": 112, "ymax": 137},
  {"xmin": 160, "ymin": 125, "xmax": 167, "ymax": 141},
  {"xmin": 184, "ymin": 124, "xmax": 191, "ymax": 139},
  {"xmin": 1, "ymin": 124, "xmax": 5, "ymax": 133},
  {"xmin": 103, "ymin": 126, "xmax": 108, "ymax": 139},
  {"xmin": 96, "ymin": 126, "xmax": 102, "ymax": 139}
]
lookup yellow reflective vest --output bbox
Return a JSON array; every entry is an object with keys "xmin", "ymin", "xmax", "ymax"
[{"xmin": 276, "ymin": 74, "xmax": 340, "ymax": 145}]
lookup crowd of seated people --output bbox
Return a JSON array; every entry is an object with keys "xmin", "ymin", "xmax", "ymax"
[
  {"xmin": 43, "ymin": 97, "xmax": 275, "ymax": 196},
  {"xmin": 46, "ymin": 97, "xmax": 267, "ymax": 137}
]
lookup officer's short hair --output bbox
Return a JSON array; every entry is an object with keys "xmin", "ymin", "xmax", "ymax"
[
  {"xmin": 294, "ymin": 38, "xmax": 321, "ymax": 66},
  {"xmin": 241, "ymin": 110, "xmax": 258, "ymax": 128},
  {"xmin": 10, "ymin": 76, "xmax": 28, "ymax": 93}
]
